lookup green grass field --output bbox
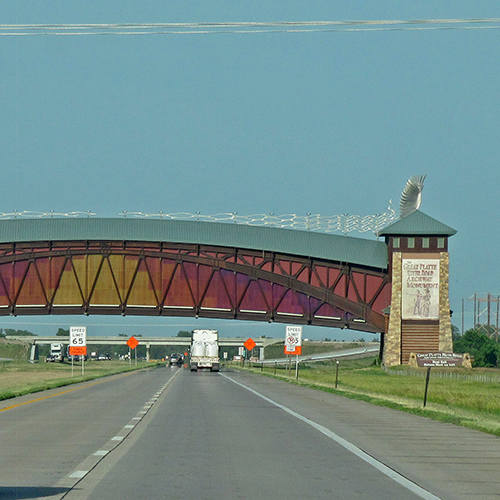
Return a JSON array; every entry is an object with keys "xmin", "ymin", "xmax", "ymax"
[
  {"xmin": 239, "ymin": 357, "xmax": 500, "ymax": 436},
  {"xmin": 0, "ymin": 359, "xmax": 158, "ymax": 401}
]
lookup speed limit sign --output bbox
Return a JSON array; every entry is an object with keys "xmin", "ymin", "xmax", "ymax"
[
  {"xmin": 69, "ymin": 326, "xmax": 87, "ymax": 355},
  {"xmin": 285, "ymin": 325, "xmax": 302, "ymax": 350}
]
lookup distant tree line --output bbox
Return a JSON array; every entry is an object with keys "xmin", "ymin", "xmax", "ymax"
[
  {"xmin": 453, "ymin": 326, "xmax": 500, "ymax": 367},
  {"xmin": 0, "ymin": 328, "xmax": 36, "ymax": 337}
]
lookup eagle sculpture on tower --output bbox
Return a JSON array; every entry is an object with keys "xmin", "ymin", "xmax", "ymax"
[{"xmin": 399, "ymin": 175, "xmax": 426, "ymax": 218}]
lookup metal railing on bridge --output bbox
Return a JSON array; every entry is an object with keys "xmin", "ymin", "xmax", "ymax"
[{"xmin": 0, "ymin": 208, "xmax": 397, "ymax": 235}]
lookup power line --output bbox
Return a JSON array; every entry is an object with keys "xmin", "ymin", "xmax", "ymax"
[{"xmin": 1, "ymin": 18, "xmax": 500, "ymax": 36}]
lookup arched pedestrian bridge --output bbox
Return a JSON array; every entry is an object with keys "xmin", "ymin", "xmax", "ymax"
[{"xmin": 0, "ymin": 217, "xmax": 390, "ymax": 334}]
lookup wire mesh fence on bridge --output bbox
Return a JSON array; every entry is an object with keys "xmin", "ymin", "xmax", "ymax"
[{"xmin": 0, "ymin": 208, "xmax": 397, "ymax": 235}]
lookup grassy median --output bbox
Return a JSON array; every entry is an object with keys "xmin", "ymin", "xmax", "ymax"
[
  {"xmin": 0, "ymin": 359, "xmax": 158, "ymax": 401},
  {"xmin": 236, "ymin": 358, "xmax": 500, "ymax": 436}
]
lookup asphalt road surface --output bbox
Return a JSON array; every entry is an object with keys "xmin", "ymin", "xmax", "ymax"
[{"xmin": 1, "ymin": 365, "xmax": 499, "ymax": 500}]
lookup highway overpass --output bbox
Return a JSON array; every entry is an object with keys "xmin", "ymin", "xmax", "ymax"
[{"xmin": 6, "ymin": 335, "xmax": 282, "ymax": 362}]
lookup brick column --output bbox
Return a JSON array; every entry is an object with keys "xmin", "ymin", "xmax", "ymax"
[
  {"xmin": 383, "ymin": 252, "xmax": 402, "ymax": 366},
  {"xmin": 439, "ymin": 252, "xmax": 453, "ymax": 352}
]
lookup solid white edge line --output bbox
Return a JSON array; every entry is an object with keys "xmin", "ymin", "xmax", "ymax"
[
  {"xmin": 69, "ymin": 471, "xmax": 88, "ymax": 478},
  {"xmin": 221, "ymin": 373, "xmax": 442, "ymax": 500}
]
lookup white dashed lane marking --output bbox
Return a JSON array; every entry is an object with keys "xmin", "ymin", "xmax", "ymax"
[{"xmin": 61, "ymin": 369, "xmax": 181, "ymax": 491}]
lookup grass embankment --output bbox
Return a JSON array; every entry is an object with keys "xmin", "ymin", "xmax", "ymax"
[
  {"xmin": 238, "ymin": 357, "xmax": 500, "ymax": 436},
  {"xmin": 263, "ymin": 341, "xmax": 374, "ymax": 360},
  {"xmin": 0, "ymin": 337, "xmax": 32, "ymax": 362},
  {"xmin": 0, "ymin": 360, "xmax": 158, "ymax": 401}
]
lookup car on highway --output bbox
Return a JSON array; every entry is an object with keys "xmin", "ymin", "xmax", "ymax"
[
  {"xmin": 169, "ymin": 353, "xmax": 183, "ymax": 366},
  {"xmin": 68, "ymin": 354, "xmax": 88, "ymax": 361},
  {"xmin": 45, "ymin": 354, "xmax": 56, "ymax": 362}
]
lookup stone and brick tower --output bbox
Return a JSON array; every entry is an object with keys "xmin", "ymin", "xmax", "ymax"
[{"xmin": 378, "ymin": 210, "xmax": 457, "ymax": 367}]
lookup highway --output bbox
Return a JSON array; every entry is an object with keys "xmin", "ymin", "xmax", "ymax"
[{"xmin": 1, "ymin": 366, "xmax": 500, "ymax": 499}]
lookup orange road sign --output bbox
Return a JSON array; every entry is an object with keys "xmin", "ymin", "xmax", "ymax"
[
  {"xmin": 284, "ymin": 346, "xmax": 302, "ymax": 355},
  {"xmin": 69, "ymin": 346, "xmax": 87, "ymax": 356},
  {"xmin": 127, "ymin": 336, "xmax": 139, "ymax": 349},
  {"xmin": 244, "ymin": 338, "xmax": 256, "ymax": 351}
]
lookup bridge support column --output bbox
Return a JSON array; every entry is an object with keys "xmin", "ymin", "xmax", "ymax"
[
  {"xmin": 29, "ymin": 343, "xmax": 39, "ymax": 363},
  {"xmin": 146, "ymin": 343, "xmax": 150, "ymax": 362}
]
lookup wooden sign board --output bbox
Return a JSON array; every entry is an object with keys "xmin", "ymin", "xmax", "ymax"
[{"xmin": 415, "ymin": 352, "xmax": 464, "ymax": 367}]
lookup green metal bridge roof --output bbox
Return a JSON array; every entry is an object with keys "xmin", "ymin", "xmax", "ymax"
[{"xmin": 0, "ymin": 218, "xmax": 389, "ymax": 270}]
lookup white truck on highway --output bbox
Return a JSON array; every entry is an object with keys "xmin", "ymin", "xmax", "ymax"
[
  {"xmin": 47, "ymin": 343, "xmax": 65, "ymax": 362},
  {"xmin": 190, "ymin": 329, "xmax": 220, "ymax": 372}
]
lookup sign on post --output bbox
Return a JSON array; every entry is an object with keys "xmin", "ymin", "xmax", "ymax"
[
  {"xmin": 127, "ymin": 336, "xmax": 139, "ymax": 366},
  {"xmin": 69, "ymin": 326, "xmax": 87, "ymax": 376},
  {"xmin": 285, "ymin": 325, "xmax": 302, "ymax": 379}
]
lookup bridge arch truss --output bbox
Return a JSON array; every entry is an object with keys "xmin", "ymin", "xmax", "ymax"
[{"xmin": 0, "ymin": 240, "xmax": 388, "ymax": 333}]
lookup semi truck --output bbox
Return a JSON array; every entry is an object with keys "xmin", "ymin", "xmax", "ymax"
[
  {"xmin": 190, "ymin": 329, "xmax": 219, "ymax": 372},
  {"xmin": 48, "ymin": 343, "xmax": 65, "ymax": 362}
]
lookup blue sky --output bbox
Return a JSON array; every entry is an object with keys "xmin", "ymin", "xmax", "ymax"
[{"xmin": 1, "ymin": 2, "xmax": 499, "ymax": 340}]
